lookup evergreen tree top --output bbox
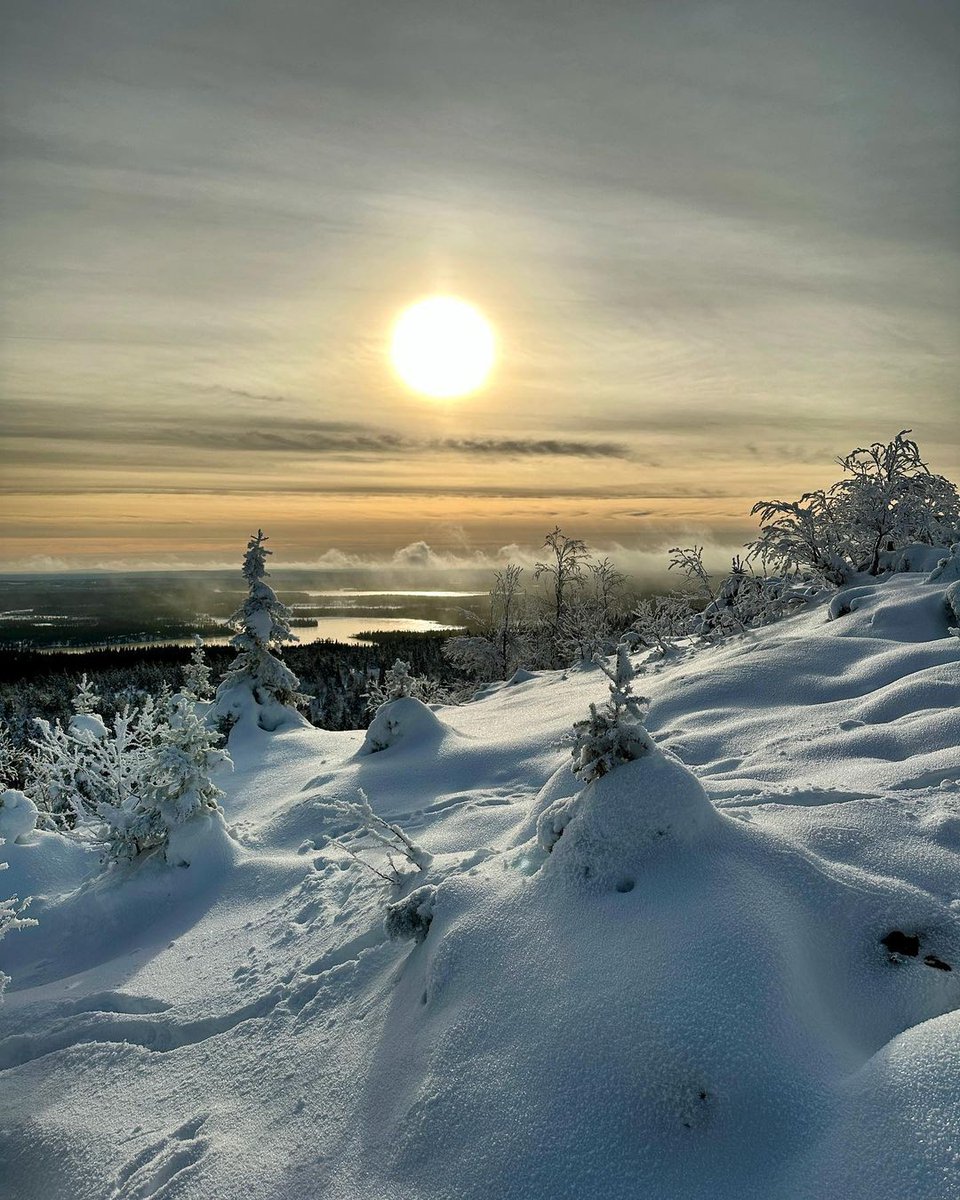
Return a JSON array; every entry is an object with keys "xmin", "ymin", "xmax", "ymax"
[{"xmin": 241, "ymin": 530, "xmax": 272, "ymax": 586}]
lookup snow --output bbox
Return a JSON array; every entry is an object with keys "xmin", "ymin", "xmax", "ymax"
[
  {"xmin": 67, "ymin": 712, "xmax": 108, "ymax": 741},
  {"xmin": 0, "ymin": 791, "xmax": 39, "ymax": 844},
  {"xmin": 1, "ymin": 572, "xmax": 958, "ymax": 1198},
  {"xmin": 360, "ymin": 695, "xmax": 449, "ymax": 755}
]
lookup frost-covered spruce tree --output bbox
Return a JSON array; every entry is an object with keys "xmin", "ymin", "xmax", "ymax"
[
  {"xmin": 182, "ymin": 635, "xmax": 213, "ymax": 702},
  {"xmin": 73, "ymin": 674, "xmax": 100, "ymax": 716},
  {"xmin": 100, "ymin": 694, "xmax": 231, "ymax": 864},
  {"xmin": 571, "ymin": 646, "xmax": 652, "ymax": 782},
  {"xmin": 215, "ymin": 530, "xmax": 306, "ymax": 731},
  {"xmin": 370, "ymin": 659, "xmax": 414, "ymax": 706}
]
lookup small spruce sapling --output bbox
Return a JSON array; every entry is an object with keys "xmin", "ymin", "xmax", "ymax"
[
  {"xmin": 182, "ymin": 635, "xmax": 213, "ymax": 702},
  {"xmin": 571, "ymin": 646, "xmax": 652, "ymax": 782}
]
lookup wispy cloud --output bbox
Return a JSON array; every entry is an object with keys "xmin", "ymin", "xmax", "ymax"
[{"xmin": 4, "ymin": 407, "xmax": 635, "ymax": 462}]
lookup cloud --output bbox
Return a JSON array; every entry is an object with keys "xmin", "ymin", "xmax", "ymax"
[{"xmin": 4, "ymin": 406, "xmax": 634, "ymax": 462}]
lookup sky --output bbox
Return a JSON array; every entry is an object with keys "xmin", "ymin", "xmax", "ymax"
[{"xmin": 2, "ymin": 0, "xmax": 958, "ymax": 572}]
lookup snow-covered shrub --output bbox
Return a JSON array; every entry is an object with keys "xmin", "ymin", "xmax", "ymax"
[
  {"xmin": 669, "ymin": 546, "xmax": 754, "ymax": 640},
  {"xmin": 748, "ymin": 490, "xmax": 850, "ymax": 585},
  {"xmin": 571, "ymin": 646, "xmax": 652, "ymax": 783},
  {"xmin": 0, "ymin": 722, "xmax": 24, "ymax": 790},
  {"xmin": 364, "ymin": 659, "xmax": 450, "ymax": 713},
  {"xmin": 322, "ymin": 788, "xmax": 432, "ymax": 884},
  {"xmin": 556, "ymin": 557, "xmax": 630, "ymax": 666},
  {"xmin": 749, "ymin": 431, "xmax": 960, "ymax": 582},
  {"xmin": 631, "ymin": 592, "xmax": 695, "ymax": 654},
  {"xmin": 25, "ymin": 684, "xmax": 163, "ymax": 831},
  {"xmin": 215, "ymin": 530, "xmax": 307, "ymax": 731},
  {"xmin": 384, "ymin": 884, "xmax": 437, "ymax": 943},
  {"xmin": 443, "ymin": 564, "xmax": 531, "ymax": 682},
  {"xmin": 98, "ymin": 694, "xmax": 231, "ymax": 865},
  {"xmin": 833, "ymin": 431, "xmax": 960, "ymax": 573},
  {"xmin": 539, "ymin": 747, "xmax": 721, "ymax": 891},
  {"xmin": 0, "ymin": 840, "xmax": 37, "ymax": 1000},
  {"xmin": 442, "ymin": 634, "xmax": 502, "ymax": 682}
]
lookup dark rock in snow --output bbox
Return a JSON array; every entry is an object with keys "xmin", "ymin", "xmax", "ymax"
[{"xmin": 881, "ymin": 930, "xmax": 920, "ymax": 958}]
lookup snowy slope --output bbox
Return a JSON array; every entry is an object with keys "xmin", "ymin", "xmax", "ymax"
[{"xmin": 1, "ymin": 571, "xmax": 959, "ymax": 1200}]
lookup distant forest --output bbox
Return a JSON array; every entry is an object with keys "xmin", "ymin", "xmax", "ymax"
[{"xmin": 0, "ymin": 631, "xmax": 465, "ymax": 751}]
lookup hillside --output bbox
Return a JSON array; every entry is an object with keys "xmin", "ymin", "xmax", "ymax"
[{"xmin": 2, "ymin": 568, "xmax": 959, "ymax": 1200}]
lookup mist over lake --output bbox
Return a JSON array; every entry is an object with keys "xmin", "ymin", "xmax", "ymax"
[{"xmin": 0, "ymin": 569, "xmax": 506, "ymax": 650}]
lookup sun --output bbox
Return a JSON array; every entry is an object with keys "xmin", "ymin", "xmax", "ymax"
[{"xmin": 390, "ymin": 295, "xmax": 496, "ymax": 399}]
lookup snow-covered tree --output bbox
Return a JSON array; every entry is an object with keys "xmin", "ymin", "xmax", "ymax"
[
  {"xmin": 364, "ymin": 659, "xmax": 451, "ymax": 714},
  {"xmin": 832, "ymin": 431, "xmax": 960, "ymax": 573},
  {"xmin": 491, "ymin": 564, "xmax": 528, "ymax": 677},
  {"xmin": 571, "ymin": 646, "xmax": 651, "ymax": 782},
  {"xmin": 73, "ymin": 674, "xmax": 100, "ymax": 716},
  {"xmin": 182, "ymin": 635, "xmax": 213, "ymax": 702},
  {"xmin": 749, "ymin": 432, "xmax": 960, "ymax": 582},
  {"xmin": 443, "ymin": 563, "xmax": 531, "ymax": 683},
  {"xmin": 588, "ymin": 557, "xmax": 627, "ymax": 627},
  {"xmin": 215, "ymin": 530, "xmax": 306, "ymax": 730},
  {"xmin": 99, "ymin": 694, "xmax": 230, "ymax": 864},
  {"xmin": 366, "ymin": 659, "xmax": 414, "ymax": 709},
  {"xmin": 535, "ymin": 527, "xmax": 588, "ymax": 634}
]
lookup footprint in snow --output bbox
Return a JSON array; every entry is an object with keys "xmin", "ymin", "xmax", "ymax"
[{"xmin": 108, "ymin": 1114, "xmax": 209, "ymax": 1200}]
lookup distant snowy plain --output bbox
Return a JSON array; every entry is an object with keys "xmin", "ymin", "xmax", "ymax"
[{"xmin": 1, "ymin": 570, "xmax": 959, "ymax": 1199}]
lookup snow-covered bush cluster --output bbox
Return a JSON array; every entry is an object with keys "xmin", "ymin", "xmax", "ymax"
[
  {"xmin": 16, "ymin": 660, "xmax": 231, "ymax": 868},
  {"xmin": 749, "ymin": 430, "xmax": 960, "ymax": 583},
  {"xmin": 97, "ymin": 693, "xmax": 230, "ymax": 864}
]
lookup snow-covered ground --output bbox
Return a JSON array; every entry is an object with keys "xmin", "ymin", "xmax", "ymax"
[{"xmin": 1, "ymin": 571, "xmax": 959, "ymax": 1199}]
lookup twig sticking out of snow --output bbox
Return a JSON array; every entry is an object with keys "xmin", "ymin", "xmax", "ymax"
[{"xmin": 324, "ymin": 788, "xmax": 432, "ymax": 885}]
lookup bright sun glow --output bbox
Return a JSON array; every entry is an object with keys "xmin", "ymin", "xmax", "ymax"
[{"xmin": 390, "ymin": 296, "xmax": 496, "ymax": 399}]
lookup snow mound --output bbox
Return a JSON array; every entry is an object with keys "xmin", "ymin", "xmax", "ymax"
[
  {"xmin": 0, "ymin": 792, "xmax": 38, "ymax": 844},
  {"xmin": 928, "ymin": 543, "xmax": 960, "ymax": 582},
  {"xmin": 360, "ymin": 696, "xmax": 448, "ymax": 755},
  {"xmin": 67, "ymin": 712, "xmax": 107, "ymax": 740},
  {"xmin": 536, "ymin": 747, "xmax": 721, "ymax": 890},
  {"xmin": 164, "ymin": 808, "xmax": 237, "ymax": 870},
  {"xmin": 216, "ymin": 681, "xmax": 311, "ymax": 737}
]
